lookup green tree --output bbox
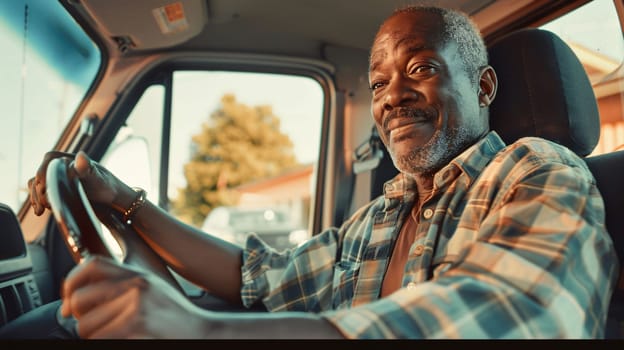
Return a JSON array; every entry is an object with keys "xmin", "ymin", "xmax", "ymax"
[{"xmin": 171, "ymin": 94, "xmax": 299, "ymax": 226}]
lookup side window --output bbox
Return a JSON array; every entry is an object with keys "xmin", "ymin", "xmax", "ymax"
[
  {"xmin": 540, "ymin": 0, "xmax": 624, "ymax": 155},
  {"xmin": 168, "ymin": 71, "xmax": 324, "ymax": 250},
  {"xmin": 102, "ymin": 70, "xmax": 324, "ymax": 252}
]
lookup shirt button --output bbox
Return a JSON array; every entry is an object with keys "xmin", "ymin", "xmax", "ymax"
[
  {"xmin": 407, "ymin": 282, "xmax": 417, "ymax": 289},
  {"xmin": 422, "ymin": 208, "xmax": 433, "ymax": 219},
  {"xmin": 414, "ymin": 244, "xmax": 424, "ymax": 256}
]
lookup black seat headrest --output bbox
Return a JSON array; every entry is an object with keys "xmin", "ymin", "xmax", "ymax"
[{"xmin": 488, "ymin": 28, "xmax": 601, "ymax": 157}]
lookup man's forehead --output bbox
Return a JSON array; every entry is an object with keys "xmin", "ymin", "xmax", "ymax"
[
  {"xmin": 369, "ymin": 32, "xmax": 438, "ymax": 69},
  {"xmin": 369, "ymin": 36, "xmax": 409, "ymax": 63},
  {"xmin": 373, "ymin": 32, "xmax": 429, "ymax": 50}
]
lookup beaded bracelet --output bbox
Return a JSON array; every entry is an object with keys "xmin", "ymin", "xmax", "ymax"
[{"xmin": 122, "ymin": 187, "xmax": 147, "ymax": 224}]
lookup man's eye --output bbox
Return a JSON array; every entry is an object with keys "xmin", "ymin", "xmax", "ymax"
[
  {"xmin": 409, "ymin": 64, "xmax": 436, "ymax": 75},
  {"xmin": 370, "ymin": 82, "xmax": 385, "ymax": 91}
]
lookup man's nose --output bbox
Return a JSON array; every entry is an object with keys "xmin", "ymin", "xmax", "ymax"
[{"xmin": 382, "ymin": 77, "xmax": 418, "ymax": 111}]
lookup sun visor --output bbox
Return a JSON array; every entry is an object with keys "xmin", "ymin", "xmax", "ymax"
[{"xmin": 79, "ymin": 0, "xmax": 208, "ymax": 51}]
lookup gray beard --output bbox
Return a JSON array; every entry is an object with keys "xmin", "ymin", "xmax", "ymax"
[{"xmin": 391, "ymin": 125, "xmax": 475, "ymax": 178}]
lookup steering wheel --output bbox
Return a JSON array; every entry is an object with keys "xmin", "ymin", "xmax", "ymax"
[{"xmin": 45, "ymin": 157, "xmax": 183, "ymax": 291}]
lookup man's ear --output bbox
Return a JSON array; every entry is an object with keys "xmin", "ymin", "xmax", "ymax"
[{"xmin": 478, "ymin": 65, "xmax": 497, "ymax": 107}]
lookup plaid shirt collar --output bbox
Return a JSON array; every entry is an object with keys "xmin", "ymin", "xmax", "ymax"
[{"xmin": 382, "ymin": 130, "xmax": 506, "ymax": 207}]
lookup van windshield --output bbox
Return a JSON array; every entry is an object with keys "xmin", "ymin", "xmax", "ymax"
[{"xmin": 0, "ymin": 0, "xmax": 101, "ymax": 212}]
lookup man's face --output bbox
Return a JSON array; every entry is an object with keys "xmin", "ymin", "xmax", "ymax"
[{"xmin": 369, "ymin": 11, "xmax": 487, "ymax": 177}]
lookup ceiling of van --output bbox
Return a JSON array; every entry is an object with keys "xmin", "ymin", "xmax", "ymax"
[{"xmin": 75, "ymin": 0, "xmax": 568, "ymax": 55}]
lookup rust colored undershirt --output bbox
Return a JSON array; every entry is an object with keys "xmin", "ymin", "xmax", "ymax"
[{"xmin": 380, "ymin": 205, "xmax": 419, "ymax": 297}]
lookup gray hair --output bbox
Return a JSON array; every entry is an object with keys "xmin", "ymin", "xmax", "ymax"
[{"xmin": 385, "ymin": 5, "xmax": 488, "ymax": 85}]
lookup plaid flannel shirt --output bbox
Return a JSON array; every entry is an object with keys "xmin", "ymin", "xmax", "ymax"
[{"xmin": 240, "ymin": 131, "xmax": 619, "ymax": 339}]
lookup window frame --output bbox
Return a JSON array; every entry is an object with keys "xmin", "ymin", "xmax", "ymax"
[{"xmin": 80, "ymin": 53, "xmax": 337, "ymax": 237}]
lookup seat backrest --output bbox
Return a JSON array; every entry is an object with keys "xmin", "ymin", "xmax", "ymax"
[
  {"xmin": 584, "ymin": 150, "xmax": 624, "ymax": 338},
  {"xmin": 365, "ymin": 27, "xmax": 623, "ymax": 338},
  {"xmin": 584, "ymin": 151, "xmax": 624, "ymax": 274},
  {"xmin": 488, "ymin": 28, "xmax": 624, "ymax": 339}
]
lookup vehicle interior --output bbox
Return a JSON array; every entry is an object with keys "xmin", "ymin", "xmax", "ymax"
[{"xmin": 0, "ymin": 0, "xmax": 622, "ymax": 339}]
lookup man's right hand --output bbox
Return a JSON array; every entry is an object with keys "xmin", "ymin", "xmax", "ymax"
[{"xmin": 28, "ymin": 150, "xmax": 135, "ymax": 217}]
